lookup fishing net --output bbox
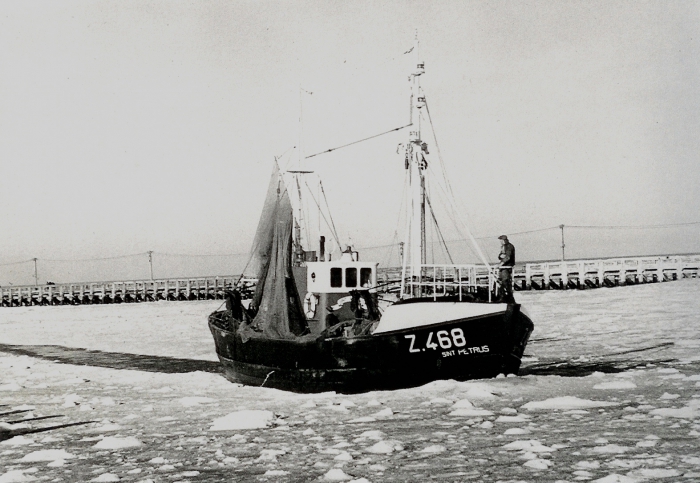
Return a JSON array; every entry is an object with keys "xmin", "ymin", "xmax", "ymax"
[{"xmin": 240, "ymin": 163, "xmax": 308, "ymax": 341}]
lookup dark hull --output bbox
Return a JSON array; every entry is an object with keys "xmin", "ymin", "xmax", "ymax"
[{"xmin": 208, "ymin": 303, "xmax": 533, "ymax": 393}]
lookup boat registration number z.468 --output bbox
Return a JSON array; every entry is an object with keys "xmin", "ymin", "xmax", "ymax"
[{"xmin": 404, "ymin": 329, "xmax": 489, "ymax": 357}]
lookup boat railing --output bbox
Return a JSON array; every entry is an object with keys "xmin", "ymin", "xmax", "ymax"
[{"xmin": 401, "ymin": 264, "xmax": 498, "ymax": 301}]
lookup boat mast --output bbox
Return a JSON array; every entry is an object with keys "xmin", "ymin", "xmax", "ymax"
[{"xmin": 406, "ymin": 35, "xmax": 427, "ymax": 296}]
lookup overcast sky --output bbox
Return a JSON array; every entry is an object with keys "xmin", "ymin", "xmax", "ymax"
[{"xmin": 1, "ymin": 1, "xmax": 698, "ymax": 270}]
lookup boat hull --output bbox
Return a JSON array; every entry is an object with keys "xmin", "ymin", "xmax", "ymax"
[{"xmin": 208, "ymin": 302, "xmax": 533, "ymax": 393}]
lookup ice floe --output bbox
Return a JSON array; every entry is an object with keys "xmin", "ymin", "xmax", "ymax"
[
  {"xmin": 0, "ymin": 383, "xmax": 22, "ymax": 392},
  {"xmin": 450, "ymin": 399, "xmax": 474, "ymax": 409},
  {"xmin": 448, "ymin": 408, "xmax": 493, "ymax": 417},
  {"xmin": 93, "ymin": 436, "xmax": 143, "ymax": 449},
  {"xmin": 419, "ymin": 444, "xmax": 446, "ymax": 453},
  {"xmin": 264, "ymin": 470, "xmax": 289, "ymax": 476},
  {"xmin": 364, "ymin": 440, "xmax": 403, "ymax": 454},
  {"xmin": 11, "ymin": 405, "xmax": 34, "ymax": 411},
  {"xmin": 355, "ymin": 430, "xmax": 385, "ymax": 441},
  {"xmin": 591, "ymin": 444, "xmax": 630, "ymax": 454},
  {"xmin": 256, "ymin": 449, "xmax": 285, "ymax": 462},
  {"xmin": 627, "ymin": 468, "xmax": 680, "ymax": 478},
  {"xmin": 371, "ymin": 407, "xmax": 393, "ymax": 418},
  {"xmin": 461, "ymin": 384, "xmax": 499, "ymax": 400},
  {"xmin": 495, "ymin": 414, "xmax": 530, "ymax": 422},
  {"xmin": 91, "ymin": 474, "xmax": 120, "ymax": 482},
  {"xmin": 323, "ymin": 468, "xmax": 353, "ymax": 481},
  {"xmin": 178, "ymin": 396, "xmax": 216, "ymax": 407},
  {"xmin": 334, "ymin": 451, "xmax": 353, "ymax": 461},
  {"xmin": 593, "ymin": 381, "xmax": 637, "ymax": 390},
  {"xmin": 61, "ymin": 394, "xmax": 82, "ymax": 407},
  {"xmin": 650, "ymin": 406, "xmax": 700, "ymax": 418},
  {"xmin": 522, "ymin": 396, "xmax": 618, "ymax": 410},
  {"xmin": 209, "ymin": 410, "xmax": 274, "ymax": 430},
  {"xmin": 523, "ymin": 458, "xmax": 552, "ymax": 469},
  {"xmin": 502, "ymin": 439, "xmax": 555, "ymax": 453},
  {"xmin": 591, "ymin": 474, "xmax": 638, "ymax": 483},
  {"xmin": 346, "ymin": 416, "xmax": 376, "ymax": 423},
  {"xmin": 0, "ymin": 469, "xmax": 37, "ymax": 483},
  {"xmin": 19, "ymin": 449, "xmax": 75, "ymax": 462},
  {"xmin": 0, "ymin": 436, "xmax": 34, "ymax": 446}
]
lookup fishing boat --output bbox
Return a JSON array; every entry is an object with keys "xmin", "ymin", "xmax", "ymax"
[{"xmin": 208, "ymin": 47, "xmax": 534, "ymax": 393}]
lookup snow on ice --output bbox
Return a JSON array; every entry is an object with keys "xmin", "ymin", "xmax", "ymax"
[
  {"xmin": 18, "ymin": 449, "xmax": 75, "ymax": 462},
  {"xmin": 0, "ymin": 279, "xmax": 699, "ymax": 481},
  {"xmin": 0, "ymin": 469, "xmax": 38, "ymax": 483},
  {"xmin": 521, "ymin": 395, "xmax": 619, "ymax": 410},
  {"xmin": 209, "ymin": 409, "xmax": 274, "ymax": 430},
  {"xmin": 92, "ymin": 436, "xmax": 142, "ymax": 449}
]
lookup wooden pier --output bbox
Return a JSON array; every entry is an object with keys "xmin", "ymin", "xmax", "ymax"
[
  {"xmin": 0, "ymin": 277, "xmax": 237, "ymax": 307},
  {"xmin": 1, "ymin": 254, "xmax": 698, "ymax": 307},
  {"xmin": 513, "ymin": 254, "xmax": 700, "ymax": 290},
  {"xmin": 379, "ymin": 254, "xmax": 700, "ymax": 293}
]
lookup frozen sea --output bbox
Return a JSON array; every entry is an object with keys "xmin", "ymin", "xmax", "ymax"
[{"xmin": 1, "ymin": 279, "xmax": 699, "ymax": 483}]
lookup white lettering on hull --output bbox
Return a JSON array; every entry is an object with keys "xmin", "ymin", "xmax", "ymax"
[{"xmin": 404, "ymin": 329, "xmax": 490, "ymax": 357}]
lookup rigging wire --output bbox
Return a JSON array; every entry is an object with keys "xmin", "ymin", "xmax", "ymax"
[
  {"xmin": 381, "ymin": 169, "xmax": 410, "ymax": 268},
  {"xmin": 4, "ymin": 219, "xmax": 699, "ymax": 270},
  {"xmin": 419, "ymin": 102, "xmax": 492, "ymax": 267},
  {"xmin": 303, "ymin": 179, "xmax": 342, "ymax": 249},
  {"xmin": 425, "ymin": 192, "xmax": 455, "ymax": 264},
  {"xmin": 423, "ymin": 174, "xmax": 436, "ymax": 264},
  {"xmin": 318, "ymin": 180, "xmax": 343, "ymax": 249},
  {"xmin": 305, "ymin": 124, "xmax": 412, "ymax": 159},
  {"xmin": 0, "ymin": 258, "xmax": 35, "ymax": 267},
  {"xmin": 279, "ymin": 146, "xmax": 298, "ymax": 173},
  {"xmin": 424, "ymin": 96, "xmax": 458, "ymax": 203},
  {"xmin": 567, "ymin": 221, "xmax": 700, "ymax": 229},
  {"xmin": 381, "ymin": 230, "xmax": 401, "ymax": 270},
  {"xmin": 276, "ymin": 145, "xmax": 295, "ymax": 163},
  {"xmin": 476, "ymin": 226, "xmax": 559, "ymax": 239},
  {"xmin": 424, "ymin": 161, "xmax": 491, "ymax": 263},
  {"xmin": 128, "ymin": 251, "xmax": 248, "ymax": 258},
  {"xmin": 355, "ymin": 219, "xmax": 700, "ymax": 253},
  {"xmin": 41, "ymin": 253, "xmax": 149, "ymax": 262}
]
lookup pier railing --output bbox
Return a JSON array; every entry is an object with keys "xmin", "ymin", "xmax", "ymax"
[
  {"xmin": 1, "ymin": 254, "xmax": 698, "ymax": 307},
  {"xmin": 399, "ymin": 264, "xmax": 495, "ymax": 300},
  {"xmin": 517, "ymin": 254, "xmax": 700, "ymax": 290},
  {"xmin": 0, "ymin": 277, "xmax": 237, "ymax": 307},
  {"xmin": 379, "ymin": 254, "xmax": 700, "ymax": 293}
]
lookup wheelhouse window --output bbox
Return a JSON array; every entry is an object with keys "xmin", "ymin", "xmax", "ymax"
[
  {"xmin": 345, "ymin": 268, "xmax": 357, "ymax": 288},
  {"xmin": 360, "ymin": 268, "xmax": 372, "ymax": 287},
  {"xmin": 330, "ymin": 268, "xmax": 342, "ymax": 288}
]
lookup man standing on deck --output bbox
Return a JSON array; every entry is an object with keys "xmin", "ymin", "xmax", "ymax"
[{"xmin": 497, "ymin": 235, "xmax": 515, "ymax": 303}]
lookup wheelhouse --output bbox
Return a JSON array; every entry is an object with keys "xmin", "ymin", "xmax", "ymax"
[{"xmin": 306, "ymin": 261, "xmax": 378, "ymax": 294}]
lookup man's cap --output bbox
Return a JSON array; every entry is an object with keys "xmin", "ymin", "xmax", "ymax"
[{"xmin": 498, "ymin": 235, "xmax": 508, "ymax": 240}]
